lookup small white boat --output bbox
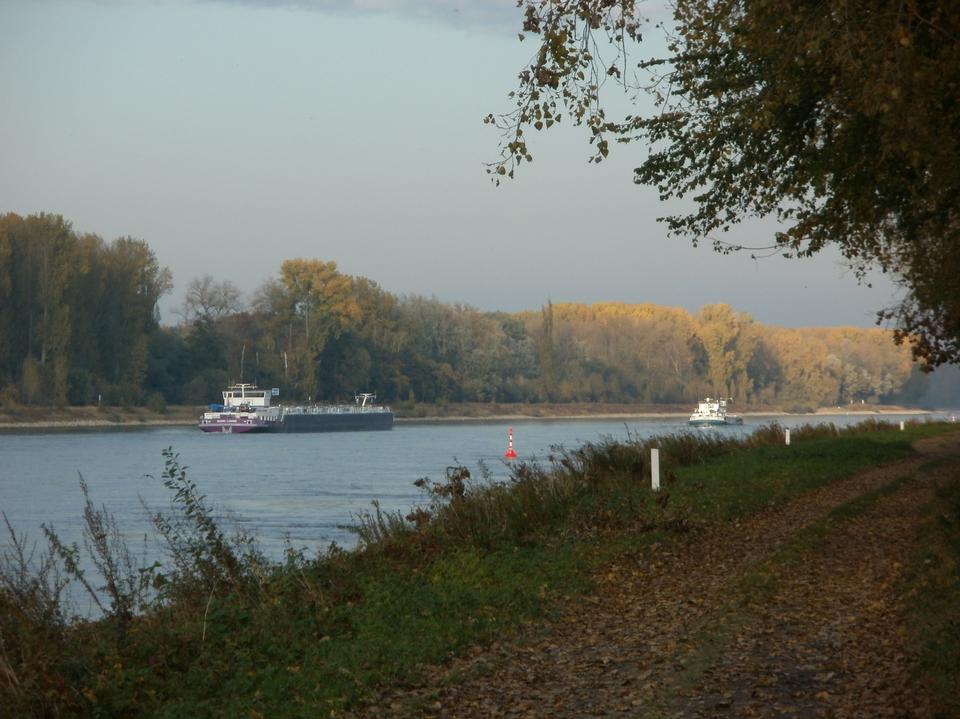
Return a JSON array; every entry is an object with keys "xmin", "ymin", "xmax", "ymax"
[{"xmin": 688, "ymin": 397, "xmax": 743, "ymax": 427}]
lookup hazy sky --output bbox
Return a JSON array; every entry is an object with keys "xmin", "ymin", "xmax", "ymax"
[{"xmin": 1, "ymin": 0, "xmax": 900, "ymax": 327}]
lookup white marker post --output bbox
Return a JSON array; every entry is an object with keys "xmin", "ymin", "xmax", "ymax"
[
  {"xmin": 900, "ymin": 420, "xmax": 905, "ymax": 431},
  {"xmin": 785, "ymin": 429, "xmax": 791, "ymax": 446},
  {"xmin": 651, "ymin": 448, "xmax": 660, "ymax": 491}
]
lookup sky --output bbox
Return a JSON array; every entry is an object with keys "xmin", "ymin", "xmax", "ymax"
[{"xmin": 0, "ymin": 0, "xmax": 901, "ymax": 328}]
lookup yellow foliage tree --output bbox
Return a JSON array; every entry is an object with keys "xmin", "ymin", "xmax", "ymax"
[
  {"xmin": 696, "ymin": 304, "xmax": 757, "ymax": 402},
  {"xmin": 277, "ymin": 259, "xmax": 361, "ymax": 398}
]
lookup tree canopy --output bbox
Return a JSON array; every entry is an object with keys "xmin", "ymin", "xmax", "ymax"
[
  {"xmin": 0, "ymin": 213, "xmax": 172, "ymax": 405},
  {"xmin": 0, "ymin": 212, "xmax": 942, "ymax": 410},
  {"xmin": 489, "ymin": 0, "xmax": 960, "ymax": 366}
]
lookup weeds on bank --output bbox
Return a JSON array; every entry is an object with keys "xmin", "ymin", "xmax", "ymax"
[
  {"xmin": 0, "ymin": 420, "xmax": 955, "ymax": 717},
  {"xmin": 355, "ymin": 419, "xmax": 936, "ymax": 553}
]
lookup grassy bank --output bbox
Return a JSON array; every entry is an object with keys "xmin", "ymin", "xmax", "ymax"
[
  {"xmin": 1, "ymin": 421, "xmax": 956, "ymax": 717},
  {"xmin": 907, "ymin": 459, "xmax": 960, "ymax": 717}
]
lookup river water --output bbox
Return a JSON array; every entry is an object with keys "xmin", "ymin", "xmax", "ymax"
[{"xmin": 0, "ymin": 413, "xmax": 952, "ymax": 567}]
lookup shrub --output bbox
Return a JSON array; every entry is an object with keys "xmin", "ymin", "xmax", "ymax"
[
  {"xmin": 145, "ymin": 392, "xmax": 167, "ymax": 414},
  {"xmin": 19, "ymin": 356, "xmax": 43, "ymax": 405},
  {"xmin": 66, "ymin": 368, "xmax": 94, "ymax": 406},
  {"xmin": 147, "ymin": 448, "xmax": 267, "ymax": 604},
  {"xmin": 101, "ymin": 382, "xmax": 142, "ymax": 407},
  {"xmin": 0, "ymin": 383, "xmax": 20, "ymax": 407},
  {"xmin": 183, "ymin": 369, "xmax": 229, "ymax": 406}
]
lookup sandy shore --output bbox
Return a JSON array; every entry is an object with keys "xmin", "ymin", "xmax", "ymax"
[
  {"xmin": 398, "ymin": 408, "xmax": 934, "ymax": 424},
  {"xmin": 0, "ymin": 418, "xmax": 196, "ymax": 430}
]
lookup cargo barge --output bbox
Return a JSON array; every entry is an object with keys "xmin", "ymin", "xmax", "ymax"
[{"xmin": 198, "ymin": 384, "xmax": 393, "ymax": 433}]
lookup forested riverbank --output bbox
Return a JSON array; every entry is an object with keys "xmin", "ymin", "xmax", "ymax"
[{"xmin": 5, "ymin": 213, "xmax": 959, "ymax": 418}]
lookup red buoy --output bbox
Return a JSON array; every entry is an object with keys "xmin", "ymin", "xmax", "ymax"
[{"xmin": 504, "ymin": 426, "xmax": 517, "ymax": 459}]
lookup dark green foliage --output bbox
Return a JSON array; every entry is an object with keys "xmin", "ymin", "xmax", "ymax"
[
  {"xmin": 101, "ymin": 381, "xmax": 142, "ymax": 408},
  {"xmin": 146, "ymin": 329, "xmax": 191, "ymax": 405},
  {"xmin": 0, "ymin": 212, "xmax": 172, "ymax": 407},
  {"xmin": 182, "ymin": 368, "xmax": 230, "ymax": 406},
  {"xmin": 185, "ymin": 320, "xmax": 227, "ymax": 376},
  {"xmin": 66, "ymin": 368, "xmax": 94, "ymax": 406},
  {"xmin": 907, "ymin": 465, "xmax": 960, "ymax": 717}
]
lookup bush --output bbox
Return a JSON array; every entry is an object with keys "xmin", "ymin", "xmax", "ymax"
[
  {"xmin": 145, "ymin": 392, "xmax": 167, "ymax": 414},
  {"xmin": 0, "ymin": 383, "xmax": 20, "ymax": 408},
  {"xmin": 19, "ymin": 356, "xmax": 43, "ymax": 405},
  {"xmin": 101, "ymin": 382, "xmax": 142, "ymax": 407},
  {"xmin": 66, "ymin": 368, "xmax": 94, "ymax": 406},
  {"xmin": 183, "ymin": 369, "xmax": 229, "ymax": 406}
]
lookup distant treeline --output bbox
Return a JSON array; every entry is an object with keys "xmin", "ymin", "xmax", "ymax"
[
  {"xmin": 0, "ymin": 212, "xmax": 950, "ymax": 410},
  {"xmin": 0, "ymin": 213, "xmax": 172, "ymax": 407}
]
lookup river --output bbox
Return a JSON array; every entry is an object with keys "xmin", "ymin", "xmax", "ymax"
[{"xmin": 0, "ymin": 413, "xmax": 950, "ymax": 567}]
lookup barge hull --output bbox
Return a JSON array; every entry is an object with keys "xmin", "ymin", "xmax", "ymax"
[{"xmin": 268, "ymin": 412, "xmax": 394, "ymax": 433}]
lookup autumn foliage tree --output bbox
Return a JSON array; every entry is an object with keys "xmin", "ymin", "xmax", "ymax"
[
  {"xmin": 0, "ymin": 212, "xmax": 934, "ymax": 409},
  {"xmin": 490, "ymin": 0, "xmax": 960, "ymax": 367}
]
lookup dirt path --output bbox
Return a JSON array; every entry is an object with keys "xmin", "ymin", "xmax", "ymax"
[{"xmin": 361, "ymin": 432, "xmax": 960, "ymax": 719}]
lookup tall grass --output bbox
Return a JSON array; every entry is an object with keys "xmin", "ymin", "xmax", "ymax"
[
  {"xmin": 906, "ymin": 463, "xmax": 960, "ymax": 717},
  {"xmin": 353, "ymin": 419, "xmax": 919, "ymax": 552}
]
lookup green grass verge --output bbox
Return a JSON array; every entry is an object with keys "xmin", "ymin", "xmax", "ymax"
[
  {"xmin": 132, "ymin": 545, "xmax": 588, "ymax": 718},
  {"xmin": 592, "ymin": 426, "xmax": 935, "ymax": 561},
  {"xmin": 905, "ymin": 460, "xmax": 960, "ymax": 718},
  {"xmin": 669, "ymin": 431, "xmax": 915, "ymax": 520}
]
